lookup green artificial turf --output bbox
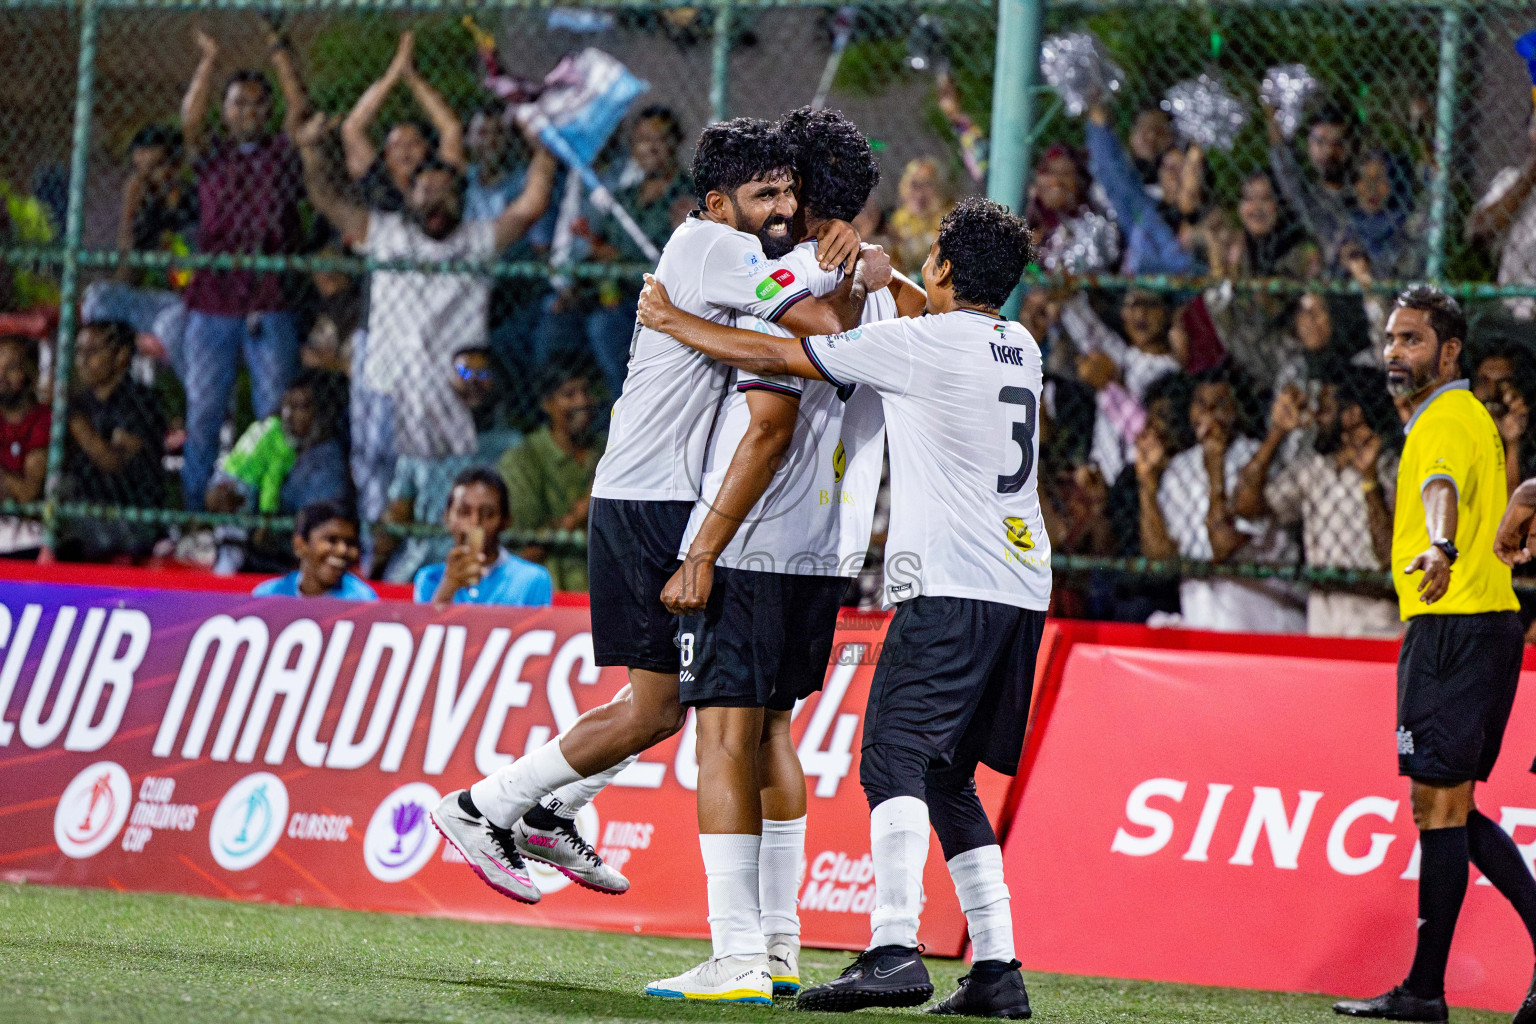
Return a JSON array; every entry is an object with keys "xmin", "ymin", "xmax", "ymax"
[{"xmin": 0, "ymin": 883, "xmax": 1508, "ymax": 1024}]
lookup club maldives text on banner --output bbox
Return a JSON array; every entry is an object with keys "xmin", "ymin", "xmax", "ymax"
[
  {"xmin": 1007, "ymin": 623, "xmax": 1536, "ymax": 1014},
  {"xmin": 0, "ymin": 580, "xmax": 1012, "ymax": 956}
]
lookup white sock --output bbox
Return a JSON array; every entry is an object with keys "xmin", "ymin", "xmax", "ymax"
[
  {"xmin": 947, "ymin": 845, "xmax": 1014, "ymax": 963},
  {"xmin": 469, "ymin": 740, "xmax": 581, "ymax": 829},
  {"xmin": 541, "ymin": 754, "xmax": 638, "ymax": 818},
  {"xmin": 868, "ymin": 796, "xmax": 929, "ymax": 950},
  {"xmin": 701, "ymin": 833, "xmax": 766, "ymax": 958},
  {"xmin": 759, "ymin": 816, "xmax": 806, "ymax": 939}
]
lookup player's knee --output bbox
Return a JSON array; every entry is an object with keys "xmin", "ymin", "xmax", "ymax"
[
  {"xmin": 1409, "ymin": 778, "xmax": 1473, "ymax": 830},
  {"xmin": 640, "ymin": 702, "xmax": 687, "ymax": 746},
  {"xmin": 860, "ymin": 742, "xmax": 927, "ymax": 809}
]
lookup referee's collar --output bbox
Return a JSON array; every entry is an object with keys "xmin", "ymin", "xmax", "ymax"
[{"xmin": 1403, "ymin": 378, "xmax": 1470, "ymax": 436}]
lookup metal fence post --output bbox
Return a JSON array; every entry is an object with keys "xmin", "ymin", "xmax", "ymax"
[
  {"xmin": 988, "ymin": 0, "xmax": 1043, "ymax": 319},
  {"xmin": 41, "ymin": 0, "xmax": 100, "ymax": 552},
  {"xmin": 1424, "ymin": 1, "xmax": 1463, "ymax": 283},
  {"xmin": 710, "ymin": 0, "xmax": 734, "ymax": 123}
]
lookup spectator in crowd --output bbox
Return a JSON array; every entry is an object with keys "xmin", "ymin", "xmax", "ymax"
[
  {"xmin": 0, "ymin": 335, "xmax": 47, "ymax": 555},
  {"xmin": 1086, "ymin": 102, "xmax": 1202, "ymax": 274},
  {"xmin": 1020, "ymin": 286, "xmax": 1072, "ymax": 377},
  {"xmin": 414, "ymin": 467, "xmax": 553, "ymax": 607},
  {"xmin": 178, "ymin": 27, "xmax": 313, "ymax": 511},
  {"xmin": 1136, "ymin": 363, "xmax": 1306, "ymax": 632},
  {"xmin": 1026, "ymin": 143, "xmax": 1119, "ymax": 273},
  {"xmin": 300, "ymin": 244, "xmax": 361, "ymax": 374},
  {"xmin": 1466, "ymin": 112, "xmax": 1536, "ymax": 321},
  {"xmin": 375, "ymin": 345, "xmax": 522, "ymax": 583},
  {"xmin": 59, "ymin": 321, "xmax": 165, "ymax": 560},
  {"xmin": 1333, "ymin": 151, "xmax": 1424, "ymax": 280},
  {"xmin": 341, "ymin": 31, "xmax": 465, "ymax": 212},
  {"xmin": 205, "ymin": 368, "xmax": 348, "ymax": 516},
  {"xmin": 500, "ymin": 363, "xmax": 604, "ymax": 592},
  {"xmin": 885, "ymin": 157, "xmax": 955, "ymax": 276},
  {"xmin": 1127, "ymin": 107, "xmax": 1176, "ymax": 187},
  {"xmin": 1267, "ymin": 104, "xmax": 1354, "ymax": 260},
  {"xmin": 82, "ymin": 125, "xmax": 195, "ymax": 377},
  {"xmin": 1059, "ymin": 289, "xmax": 1184, "ymax": 484},
  {"xmin": 253, "ymin": 498, "xmax": 378, "ymax": 600},
  {"xmin": 1471, "ymin": 344, "xmax": 1532, "ymax": 496},
  {"xmin": 1234, "ymin": 373, "xmax": 1402, "ymax": 637},
  {"xmin": 294, "ymin": 110, "xmax": 556, "ymax": 462}
]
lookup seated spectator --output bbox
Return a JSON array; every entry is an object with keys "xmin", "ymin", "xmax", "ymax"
[
  {"xmin": 205, "ymin": 369, "xmax": 348, "ymax": 515},
  {"xmin": 886, "ymin": 157, "xmax": 955, "ymax": 276},
  {"xmin": 82, "ymin": 125, "xmax": 195, "ymax": 377},
  {"xmin": 253, "ymin": 499, "xmax": 377, "ymax": 601},
  {"xmin": 1471, "ymin": 344, "xmax": 1533, "ymax": 495},
  {"xmin": 1234, "ymin": 372, "xmax": 1402, "ymax": 637},
  {"xmin": 341, "ymin": 31, "xmax": 465, "ymax": 211},
  {"xmin": 1059, "ymin": 289, "xmax": 1183, "ymax": 483},
  {"xmin": 1466, "ymin": 111, "xmax": 1536, "ymax": 321},
  {"xmin": 1085, "ymin": 103, "xmax": 1202, "ymax": 275},
  {"xmin": 414, "ymin": 467, "xmax": 553, "ymax": 607},
  {"xmin": 1333, "ymin": 150, "xmax": 1424, "ymax": 280},
  {"xmin": 377, "ymin": 346, "xmax": 522, "ymax": 582},
  {"xmin": 59, "ymin": 321, "xmax": 165, "ymax": 559},
  {"xmin": 1136, "ymin": 364, "xmax": 1305, "ymax": 632},
  {"xmin": 296, "ymin": 112, "xmax": 555, "ymax": 461},
  {"xmin": 0, "ymin": 335, "xmax": 48, "ymax": 555},
  {"xmin": 177, "ymin": 26, "xmax": 313, "ymax": 512},
  {"xmin": 1025, "ymin": 144, "xmax": 1119, "ymax": 274},
  {"xmin": 500, "ymin": 364, "xmax": 604, "ymax": 591}
]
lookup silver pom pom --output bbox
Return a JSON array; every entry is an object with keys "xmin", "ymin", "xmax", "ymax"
[
  {"xmin": 1039, "ymin": 32, "xmax": 1125, "ymax": 118},
  {"xmin": 1260, "ymin": 63, "xmax": 1318, "ymax": 140},
  {"xmin": 1161, "ymin": 74, "xmax": 1250, "ymax": 151}
]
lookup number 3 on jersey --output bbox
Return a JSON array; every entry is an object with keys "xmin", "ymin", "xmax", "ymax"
[{"xmin": 996, "ymin": 386, "xmax": 1037, "ymax": 494}]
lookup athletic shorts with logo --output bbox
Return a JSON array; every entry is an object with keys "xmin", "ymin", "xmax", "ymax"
[
  {"xmin": 675, "ymin": 564, "xmax": 847, "ymax": 710},
  {"xmin": 864, "ymin": 596, "xmax": 1046, "ymax": 776},
  {"xmin": 587, "ymin": 496, "xmax": 694, "ymax": 673},
  {"xmin": 1396, "ymin": 610, "xmax": 1523, "ymax": 783}
]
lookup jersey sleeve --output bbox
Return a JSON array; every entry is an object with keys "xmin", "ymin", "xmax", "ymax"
[
  {"xmin": 734, "ymin": 316, "xmax": 807, "ymax": 398},
  {"xmin": 800, "ymin": 318, "xmax": 914, "ymax": 396},
  {"xmin": 699, "ymin": 234, "xmax": 814, "ymax": 323},
  {"xmin": 1417, "ymin": 411, "xmax": 1477, "ymax": 499}
]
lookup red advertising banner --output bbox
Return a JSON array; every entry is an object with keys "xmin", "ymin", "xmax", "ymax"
[
  {"xmin": 0, "ymin": 580, "xmax": 1012, "ymax": 956},
  {"xmin": 1007, "ymin": 626, "xmax": 1536, "ymax": 1013}
]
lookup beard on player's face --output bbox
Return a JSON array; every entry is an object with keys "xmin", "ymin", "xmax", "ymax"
[{"xmin": 733, "ymin": 200, "xmax": 795, "ymax": 259}]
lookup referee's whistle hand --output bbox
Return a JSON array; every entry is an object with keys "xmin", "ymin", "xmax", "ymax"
[{"xmin": 1405, "ymin": 547, "xmax": 1452, "ymax": 604}]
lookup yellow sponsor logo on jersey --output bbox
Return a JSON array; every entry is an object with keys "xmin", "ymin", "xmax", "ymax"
[
  {"xmin": 1005, "ymin": 516, "xmax": 1034, "ymax": 552},
  {"xmin": 833, "ymin": 440, "xmax": 846, "ymax": 483}
]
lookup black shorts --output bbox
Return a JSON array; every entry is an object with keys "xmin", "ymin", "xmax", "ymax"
[
  {"xmin": 676, "ymin": 565, "xmax": 847, "ymax": 711},
  {"xmin": 587, "ymin": 497, "xmax": 694, "ymax": 673},
  {"xmin": 1397, "ymin": 610, "xmax": 1523, "ymax": 784},
  {"xmin": 863, "ymin": 596, "xmax": 1047, "ymax": 777}
]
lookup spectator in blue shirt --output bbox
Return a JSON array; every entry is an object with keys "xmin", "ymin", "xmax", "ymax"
[
  {"xmin": 413, "ymin": 467, "xmax": 553, "ymax": 607},
  {"xmin": 253, "ymin": 499, "xmax": 378, "ymax": 601}
]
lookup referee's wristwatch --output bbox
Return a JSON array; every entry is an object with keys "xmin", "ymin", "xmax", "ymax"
[{"xmin": 1431, "ymin": 537, "xmax": 1459, "ymax": 564}]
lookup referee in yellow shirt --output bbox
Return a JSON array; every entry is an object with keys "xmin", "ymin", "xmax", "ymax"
[{"xmin": 1334, "ymin": 287, "xmax": 1536, "ymax": 1024}]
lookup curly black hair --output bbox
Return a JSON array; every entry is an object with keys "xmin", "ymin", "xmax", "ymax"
[
  {"xmin": 690, "ymin": 117, "xmax": 792, "ymax": 203},
  {"xmin": 777, "ymin": 106, "xmax": 879, "ymax": 223},
  {"xmin": 294, "ymin": 498, "xmax": 359, "ymax": 541},
  {"xmin": 935, "ymin": 197, "xmax": 1037, "ymax": 310}
]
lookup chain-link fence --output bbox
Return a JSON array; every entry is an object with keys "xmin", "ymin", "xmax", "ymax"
[{"xmin": 3, "ymin": 0, "xmax": 1536, "ymax": 627}]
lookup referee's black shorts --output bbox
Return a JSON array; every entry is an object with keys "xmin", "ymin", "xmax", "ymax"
[
  {"xmin": 863, "ymin": 596, "xmax": 1047, "ymax": 777},
  {"xmin": 586, "ymin": 497, "xmax": 693, "ymax": 674},
  {"xmin": 1397, "ymin": 610, "xmax": 1523, "ymax": 783},
  {"xmin": 676, "ymin": 565, "xmax": 847, "ymax": 711}
]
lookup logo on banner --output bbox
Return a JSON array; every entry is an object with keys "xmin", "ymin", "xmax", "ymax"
[
  {"xmin": 209, "ymin": 772, "xmax": 288, "ymax": 871},
  {"xmin": 363, "ymin": 783, "xmax": 441, "ymax": 882},
  {"xmin": 54, "ymin": 761, "xmax": 132, "ymax": 859},
  {"xmin": 526, "ymin": 805, "xmax": 600, "ymax": 895}
]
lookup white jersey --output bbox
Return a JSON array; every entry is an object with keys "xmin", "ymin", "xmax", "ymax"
[
  {"xmin": 801, "ymin": 309, "xmax": 1051, "ymax": 610},
  {"xmin": 592, "ymin": 216, "xmax": 823, "ymax": 502},
  {"xmin": 678, "ymin": 247, "xmax": 895, "ymax": 575}
]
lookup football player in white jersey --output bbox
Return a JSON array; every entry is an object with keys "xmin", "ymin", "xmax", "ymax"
[
  {"xmin": 643, "ymin": 108, "xmax": 925, "ymax": 1004},
  {"xmin": 637, "ymin": 197, "xmax": 1047, "ymax": 1019},
  {"xmin": 431, "ymin": 118, "xmax": 874, "ymax": 908}
]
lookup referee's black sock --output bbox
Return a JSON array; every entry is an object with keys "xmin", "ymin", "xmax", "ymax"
[
  {"xmin": 1468, "ymin": 810, "xmax": 1536, "ymax": 953},
  {"xmin": 1404, "ymin": 826, "xmax": 1469, "ymax": 1000}
]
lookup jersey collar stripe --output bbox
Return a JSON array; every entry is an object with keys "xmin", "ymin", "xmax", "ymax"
[
  {"xmin": 1402, "ymin": 378, "xmax": 1471, "ymax": 435},
  {"xmin": 766, "ymin": 287, "xmax": 813, "ymax": 322},
  {"xmin": 800, "ymin": 336, "xmax": 849, "ymax": 389},
  {"xmin": 957, "ymin": 307, "xmax": 1005, "ymax": 321},
  {"xmin": 738, "ymin": 380, "xmax": 804, "ymax": 398}
]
